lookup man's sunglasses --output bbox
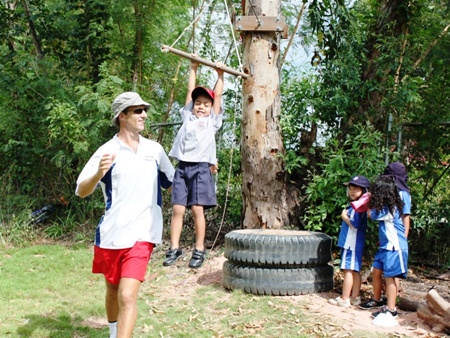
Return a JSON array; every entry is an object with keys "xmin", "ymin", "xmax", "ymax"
[{"xmin": 127, "ymin": 108, "xmax": 147, "ymax": 114}]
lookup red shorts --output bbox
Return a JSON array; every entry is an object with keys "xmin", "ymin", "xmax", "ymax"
[{"xmin": 92, "ymin": 241, "xmax": 154, "ymax": 285}]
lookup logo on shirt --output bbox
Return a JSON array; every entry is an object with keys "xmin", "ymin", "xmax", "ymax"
[{"xmin": 197, "ymin": 120, "xmax": 206, "ymax": 131}]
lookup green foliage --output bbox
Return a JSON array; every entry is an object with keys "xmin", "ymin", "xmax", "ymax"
[{"xmin": 303, "ymin": 123, "xmax": 385, "ymax": 239}]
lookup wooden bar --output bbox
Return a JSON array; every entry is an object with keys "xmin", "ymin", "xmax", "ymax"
[{"xmin": 160, "ymin": 44, "xmax": 248, "ymax": 79}]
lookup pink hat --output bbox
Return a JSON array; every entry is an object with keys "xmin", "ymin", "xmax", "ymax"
[{"xmin": 191, "ymin": 86, "xmax": 215, "ymax": 102}]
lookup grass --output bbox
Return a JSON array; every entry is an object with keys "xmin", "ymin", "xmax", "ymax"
[{"xmin": 0, "ymin": 243, "xmax": 408, "ymax": 338}]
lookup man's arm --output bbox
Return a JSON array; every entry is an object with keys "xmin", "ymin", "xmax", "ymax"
[{"xmin": 76, "ymin": 153, "xmax": 115, "ymax": 198}]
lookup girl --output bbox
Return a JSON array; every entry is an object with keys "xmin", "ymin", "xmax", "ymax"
[
  {"xmin": 328, "ymin": 175, "xmax": 370, "ymax": 307},
  {"xmin": 368, "ymin": 175, "xmax": 407, "ymax": 326}
]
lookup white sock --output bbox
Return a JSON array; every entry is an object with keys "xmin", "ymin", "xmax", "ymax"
[{"xmin": 108, "ymin": 321, "xmax": 117, "ymax": 338}]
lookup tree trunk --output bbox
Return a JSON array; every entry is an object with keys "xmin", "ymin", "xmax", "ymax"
[
  {"xmin": 22, "ymin": 0, "xmax": 44, "ymax": 59},
  {"xmin": 345, "ymin": 0, "xmax": 409, "ymax": 134},
  {"xmin": 131, "ymin": 0, "xmax": 144, "ymax": 89},
  {"xmin": 241, "ymin": 0, "xmax": 290, "ymax": 229}
]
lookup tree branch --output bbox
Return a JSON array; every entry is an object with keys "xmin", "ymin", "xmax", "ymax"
[{"xmin": 280, "ymin": 2, "xmax": 306, "ymax": 68}]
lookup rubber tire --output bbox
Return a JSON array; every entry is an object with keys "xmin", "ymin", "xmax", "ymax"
[
  {"xmin": 222, "ymin": 260, "xmax": 334, "ymax": 296},
  {"xmin": 224, "ymin": 229, "xmax": 332, "ymax": 268}
]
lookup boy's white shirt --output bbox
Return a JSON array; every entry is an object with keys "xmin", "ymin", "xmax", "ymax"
[{"xmin": 169, "ymin": 101, "xmax": 223, "ymax": 164}]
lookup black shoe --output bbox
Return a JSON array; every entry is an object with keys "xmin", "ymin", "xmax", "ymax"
[
  {"xmin": 372, "ymin": 305, "xmax": 398, "ymax": 318},
  {"xmin": 163, "ymin": 248, "xmax": 183, "ymax": 266},
  {"xmin": 358, "ymin": 298, "xmax": 385, "ymax": 310},
  {"xmin": 189, "ymin": 249, "xmax": 206, "ymax": 268}
]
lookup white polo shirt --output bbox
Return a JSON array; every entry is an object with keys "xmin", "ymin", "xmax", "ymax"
[
  {"xmin": 76, "ymin": 135, "xmax": 175, "ymax": 249},
  {"xmin": 169, "ymin": 102, "xmax": 223, "ymax": 164}
]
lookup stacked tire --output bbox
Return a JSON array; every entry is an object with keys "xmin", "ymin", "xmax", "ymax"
[{"xmin": 222, "ymin": 229, "xmax": 334, "ymax": 296}]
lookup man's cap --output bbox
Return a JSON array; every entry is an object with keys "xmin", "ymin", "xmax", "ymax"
[
  {"xmin": 111, "ymin": 92, "xmax": 150, "ymax": 126},
  {"xmin": 191, "ymin": 86, "xmax": 215, "ymax": 102},
  {"xmin": 343, "ymin": 176, "xmax": 371, "ymax": 189},
  {"xmin": 383, "ymin": 162, "xmax": 410, "ymax": 193}
]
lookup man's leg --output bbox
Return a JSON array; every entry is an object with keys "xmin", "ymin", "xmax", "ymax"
[
  {"xmin": 105, "ymin": 280, "xmax": 119, "ymax": 338},
  {"xmin": 116, "ymin": 277, "xmax": 141, "ymax": 338}
]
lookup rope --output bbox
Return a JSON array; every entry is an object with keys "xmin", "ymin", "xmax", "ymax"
[
  {"xmin": 164, "ymin": 0, "xmax": 244, "ymax": 250},
  {"xmin": 211, "ymin": 75, "xmax": 240, "ymax": 251},
  {"xmin": 169, "ymin": 0, "xmax": 215, "ymax": 49},
  {"xmin": 223, "ymin": 0, "xmax": 243, "ymax": 73}
]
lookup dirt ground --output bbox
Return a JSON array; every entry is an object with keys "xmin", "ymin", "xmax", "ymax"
[{"xmin": 153, "ymin": 248, "xmax": 450, "ymax": 338}]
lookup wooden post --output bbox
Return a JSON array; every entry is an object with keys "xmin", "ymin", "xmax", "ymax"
[
  {"xmin": 160, "ymin": 44, "xmax": 249, "ymax": 79},
  {"xmin": 240, "ymin": 0, "xmax": 291, "ymax": 229}
]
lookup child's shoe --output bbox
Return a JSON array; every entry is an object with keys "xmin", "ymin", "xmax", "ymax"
[
  {"xmin": 328, "ymin": 296, "xmax": 350, "ymax": 308},
  {"xmin": 372, "ymin": 305, "xmax": 398, "ymax": 318},
  {"xmin": 358, "ymin": 298, "xmax": 384, "ymax": 310},
  {"xmin": 163, "ymin": 248, "xmax": 183, "ymax": 266},
  {"xmin": 189, "ymin": 248, "xmax": 206, "ymax": 268},
  {"xmin": 351, "ymin": 296, "xmax": 361, "ymax": 306},
  {"xmin": 371, "ymin": 306, "xmax": 399, "ymax": 327}
]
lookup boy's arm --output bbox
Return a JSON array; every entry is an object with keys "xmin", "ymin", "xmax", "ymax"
[
  {"xmin": 213, "ymin": 62, "xmax": 225, "ymax": 115},
  {"xmin": 185, "ymin": 59, "xmax": 199, "ymax": 107}
]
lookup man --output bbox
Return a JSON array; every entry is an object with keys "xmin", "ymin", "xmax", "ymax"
[{"xmin": 76, "ymin": 92, "xmax": 174, "ymax": 338}]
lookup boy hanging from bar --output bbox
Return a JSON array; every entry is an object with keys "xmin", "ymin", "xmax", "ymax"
[{"xmin": 163, "ymin": 56, "xmax": 225, "ymax": 268}]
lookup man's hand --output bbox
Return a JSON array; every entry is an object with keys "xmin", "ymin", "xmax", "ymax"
[{"xmin": 98, "ymin": 153, "xmax": 116, "ymax": 178}]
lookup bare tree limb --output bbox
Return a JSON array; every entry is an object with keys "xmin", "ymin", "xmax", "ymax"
[{"xmin": 280, "ymin": 3, "xmax": 306, "ymax": 68}]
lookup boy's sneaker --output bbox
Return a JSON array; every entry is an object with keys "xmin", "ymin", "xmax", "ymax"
[
  {"xmin": 372, "ymin": 305, "xmax": 398, "ymax": 318},
  {"xmin": 328, "ymin": 297, "xmax": 350, "ymax": 308},
  {"xmin": 381, "ymin": 295, "xmax": 388, "ymax": 305},
  {"xmin": 189, "ymin": 248, "xmax": 206, "ymax": 268},
  {"xmin": 351, "ymin": 296, "xmax": 361, "ymax": 306},
  {"xmin": 358, "ymin": 298, "xmax": 385, "ymax": 310},
  {"xmin": 163, "ymin": 248, "xmax": 183, "ymax": 266}
]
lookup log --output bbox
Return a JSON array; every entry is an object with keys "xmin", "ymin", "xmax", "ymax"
[
  {"xmin": 160, "ymin": 45, "xmax": 249, "ymax": 79},
  {"xmin": 398, "ymin": 297, "xmax": 419, "ymax": 312},
  {"xmin": 417, "ymin": 289, "xmax": 450, "ymax": 333}
]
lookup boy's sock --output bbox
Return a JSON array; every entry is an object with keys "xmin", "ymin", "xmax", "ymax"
[{"xmin": 108, "ymin": 321, "xmax": 117, "ymax": 338}]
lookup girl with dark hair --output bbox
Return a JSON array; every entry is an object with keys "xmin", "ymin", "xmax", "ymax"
[{"xmin": 366, "ymin": 176, "xmax": 408, "ymax": 327}]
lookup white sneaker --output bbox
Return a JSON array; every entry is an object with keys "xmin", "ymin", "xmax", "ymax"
[
  {"xmin": 371, "ymin": 311, "xmax": 398, "ymax": 327},
  {"xmin": 328, "ymin": 296, "xmax": 350, "ymax": 308},
  {"xmin": 351, "ymin": 296, "xmax": 361, "ymax": 306}
]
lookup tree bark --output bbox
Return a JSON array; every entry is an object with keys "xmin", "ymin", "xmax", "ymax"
[
  {"xmin": 345, "ymin": 0, "xmax": 409, "ymax": 134},
  {"xmin": 22, "ymin": 0, "xmax": 44, "ymax": 59},
  {"xmin": 241, "ymin": 0, "xmax": 291, "ymax": 229},
  {"xmin": 131, "ymin": 0, "xmax": 144, "ymax": 89}
]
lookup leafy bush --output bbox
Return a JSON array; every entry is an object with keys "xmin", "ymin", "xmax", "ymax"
[{"xmin": 303, "ymin": 123, "xmax": 385, "ymax": 253}]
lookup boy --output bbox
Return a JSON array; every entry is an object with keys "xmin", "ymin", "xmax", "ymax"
[{"xmin": 163, "ymin": 59, "xmax": 224, "ymax": 269}]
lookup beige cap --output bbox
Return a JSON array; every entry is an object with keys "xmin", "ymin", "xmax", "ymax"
[{"xmin": 111, "ymin": 92, "xmax": 150, "ymax": 126}]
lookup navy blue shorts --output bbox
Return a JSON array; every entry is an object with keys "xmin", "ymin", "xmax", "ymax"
[{"xmin": 171, "ymin": 161, "xmax": 217, "ymax": 209}]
